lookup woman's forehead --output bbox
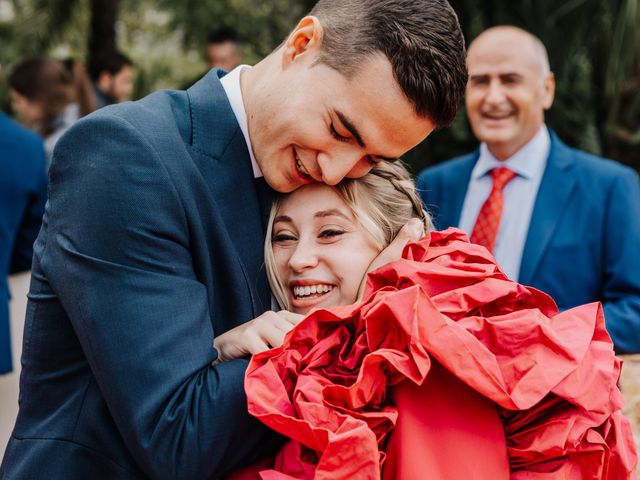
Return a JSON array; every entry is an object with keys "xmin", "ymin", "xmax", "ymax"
[{"xmin": 276, "ymin": 184, "xmax": 355, "ymax": 220}]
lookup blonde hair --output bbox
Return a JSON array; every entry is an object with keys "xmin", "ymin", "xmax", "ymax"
[{"xmin": 264, "ymin": 161, "xmax": 432, "ymax": 311}]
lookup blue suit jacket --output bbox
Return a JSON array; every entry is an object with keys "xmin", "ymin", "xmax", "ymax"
[
  {"xmin": 1, "ymin": 71, "xmax": 281, "ymax": 478},
  {"xmin": 0, "ymin": 113, "xmax": 47, "ymax": 374},
  {"xmin": 417, "ymin": 130, "xmax": 640, "ymax": 353}
]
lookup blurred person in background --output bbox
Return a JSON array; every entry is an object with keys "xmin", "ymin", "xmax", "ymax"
[
  {"xmin": 63, "ymin": 58, "xmax": 96, "ymax": 116},
  {"xmin": 418, "ymin": 26, "xmax": 640, "ymax": 354},
  {"xmin": 0, "ymin": 112, "xmax": 47, "ymax": 375},
  {"xmin": 89, "ymin": 51, "xmax": 134, "ymax": 109},
  {"xmin": 206, "ymin": 26, "xmax": 242, "ymax": 72},
  {"xmin": 181, "ymin": 27, "xmax": 242, "ymax": 89},
  {"xmin": 9, "ymin": 56, "xmax": 94, "ymax": 167}
]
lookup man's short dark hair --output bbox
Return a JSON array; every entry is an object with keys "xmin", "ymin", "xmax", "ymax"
[
  {"xmin": 207, "ymin": 27, "xmax": 239, "ymax": 45},
  {"xmin": 309, "ymin": 0, "xmax": 467, "ymax": 128},
  {"xmin": 89, "ymin": 51, "xmax": 133, "ymax": 81}
]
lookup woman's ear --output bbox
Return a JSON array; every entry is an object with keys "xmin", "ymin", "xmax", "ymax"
[{"xmin": 281, "ymin": 16, "xmax": 324, "ymax": 69}]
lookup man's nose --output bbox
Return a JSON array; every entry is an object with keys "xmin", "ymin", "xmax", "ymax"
[
  {"xmin": 288, "ymin": 239, "xmax": 319, "ymax": 272},
  {"xmin": 485, "ymin": 80, "xmax": 506, "ymax": 104},
  {"xmin": 316, "ymin": 151, "xmax": 363, "ymax": 185}
]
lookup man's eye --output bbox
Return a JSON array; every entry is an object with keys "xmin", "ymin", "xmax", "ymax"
[
  {"xmin": 470, "ymin": 78, "xmax": 488, "ymax": 86},
  {"xmin": 319, "ymin": 229, "xmax": 344, "ymax": 238},
  {"xmin": 330, "ymin": 122, "xmax": 349, "ymax": 142}
]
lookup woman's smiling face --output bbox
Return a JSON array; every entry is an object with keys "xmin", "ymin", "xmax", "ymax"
[{"xmin": 271, "ymin": 183, "xmax": 380, "ymax": 315}]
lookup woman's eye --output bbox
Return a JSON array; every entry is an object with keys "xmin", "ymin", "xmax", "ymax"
[
  {"xmin": 330, "ymin": 122, "xmax": 349, "ymax": 142},
  {"xmin": 319, "ymin": 229, "xmax": 344, "ymax": 239},
  {"xmin": 273, "ymin": 233, "xmax": 297, "ymax": 243}
]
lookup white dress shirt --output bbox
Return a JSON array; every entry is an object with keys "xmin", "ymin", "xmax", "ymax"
[
  {"xmin": 220, "ymin": 65, "xmax": 262, "ymax": 178},
  {"xmin": 458, "ymin": 126, "xmax": 550, "ymax": 281}
]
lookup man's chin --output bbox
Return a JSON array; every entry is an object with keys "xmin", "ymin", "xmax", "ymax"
[
  {"xmin": 263, "ymin": 175, "xmax": 297, "ymax": 194},
  {"xmin": 477, "ymin": 128, "xmax": 515, "ymax": 146}
]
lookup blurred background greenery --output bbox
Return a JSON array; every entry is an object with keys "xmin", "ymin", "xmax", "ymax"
[{"xmin": 1, "ymin": 0, "xmax": 638, "ymax": 172}]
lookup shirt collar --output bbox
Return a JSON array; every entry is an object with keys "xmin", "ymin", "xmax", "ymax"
[
  {"xmin": 472, "ymin": 125, "xmax": 550, "ymax": 181},
  {"xmin": 220, "ymin": 65, "xmax": 262, "ymax": 178}
]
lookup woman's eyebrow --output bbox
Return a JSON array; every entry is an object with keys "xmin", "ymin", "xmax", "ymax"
[
  {"xmin": 273, "ymin": 215, "xmax": 292, "ymax": 224},
  {"xmin": 314, "ymin": 209, "xmax": 350, "ymax": 220},
  {"xmin": 274, "ymin": 209, "xmax": 351, "ymax": 224}
]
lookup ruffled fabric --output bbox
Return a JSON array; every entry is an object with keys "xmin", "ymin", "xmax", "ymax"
[{"xmin": 242, "ymin": 229, "xmax": 637, "ymax": 479}]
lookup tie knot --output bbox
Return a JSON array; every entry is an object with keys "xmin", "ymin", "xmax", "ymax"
[{"xmin": 490, "ymin": 167, "xmax": 516, "ymax": 190}]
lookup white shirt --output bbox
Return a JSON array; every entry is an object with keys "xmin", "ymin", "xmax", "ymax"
[
  {"xmin": 220, "ymin": 65, "xmax": 262, "ymax": 178},
  {"xmin": 458, "ymin": 126, "xmax": 550, "ymax": 281}
]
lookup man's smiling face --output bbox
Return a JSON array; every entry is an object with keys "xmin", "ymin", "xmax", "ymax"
[
  {"xmin": 246, "ymin": 19, "xmax": 435, "ymax": 193},
  {"xmin": 465, "ymin": 27, "xmax": 555, "ymax": 160}
]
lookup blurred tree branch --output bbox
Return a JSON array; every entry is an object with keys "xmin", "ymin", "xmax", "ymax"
[{"xmin": 88, "ymin": 0, "xmax": 119, "ymax": 69}]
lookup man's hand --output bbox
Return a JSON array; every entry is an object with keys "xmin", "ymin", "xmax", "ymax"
[
  {"xmin": 357, "ymin": 218, "xmax": 424, "ymax": 300},
  {"xmin": 213, "ymin": 310, "xmax": 304, "ymax": 364}
]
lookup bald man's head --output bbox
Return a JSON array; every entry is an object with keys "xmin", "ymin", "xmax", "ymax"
[
  {"xmin": 465, "ymin": 26, "xmax": 556, "ymax": 160},
  {"xmin": 470, "ymin": 26, "xmax": 550, "ymax": 77}
]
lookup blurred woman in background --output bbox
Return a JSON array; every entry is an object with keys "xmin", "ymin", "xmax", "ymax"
[{"xmin": 9, "ymin": 56, "xmax": 94, "ymax": 167}]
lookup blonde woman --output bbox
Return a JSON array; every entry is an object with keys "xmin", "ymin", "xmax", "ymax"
[{"xmin": 217, "ymin": 162, "xmax": 636, "ymax": 479}]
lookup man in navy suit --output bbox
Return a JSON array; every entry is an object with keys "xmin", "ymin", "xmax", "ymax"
[
  {"xmin": 1, "ymin": 1, "xmax": 467, "ymax": 478},
  {"xmin": 0, "ymin": 113, "xmax": 47, "ymax": 375},
  {"xmin": 418, "ymin": 26, "xmax": 640, "ymax": 353}
]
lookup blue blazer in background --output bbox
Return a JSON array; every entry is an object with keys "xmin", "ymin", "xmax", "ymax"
[
  {"xmin": 0, "ymin": 113, "xmax": 47, "ymax": 374},
  {"xmin": 1, "ymin": 71, "xmax": 280, "ymax": 479},
  {"xmin": 417, "ymin": 130, "xmax": 640, "ymax": 353}
]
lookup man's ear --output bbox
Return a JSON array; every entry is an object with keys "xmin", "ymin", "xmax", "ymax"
[
  {"xmin": 281, "ymin": 16, "xmax": 324, "ymax": 69},
  {"xmin": 542, "ymin": 72, "xmax": 555, "ymax": 110}
]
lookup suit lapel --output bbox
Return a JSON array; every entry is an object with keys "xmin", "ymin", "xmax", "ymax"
[
  {"xmin": 187, "ymin": 70, "xmax": 271, "ymax": 314},
  {"xmin": 519, "ymin": 132, "xmax": 576, "ymax": 285}
]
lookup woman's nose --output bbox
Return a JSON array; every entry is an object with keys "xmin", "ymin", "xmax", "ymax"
[{"xmin": 288, "ymin": 240, "xmax": 319, "ymax": 272}]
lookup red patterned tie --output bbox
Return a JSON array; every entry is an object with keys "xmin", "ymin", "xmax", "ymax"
[{"xmin": 470, "ymin": 167, "xmax": 517, "ymax": 252}]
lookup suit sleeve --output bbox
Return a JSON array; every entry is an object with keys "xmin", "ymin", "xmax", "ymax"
[
  {"xmin": 9, "ymin": 142, "xmax": 47, "ymax": 274},
  {"xmin": 43, "ymin": 115, "xmax": 279, "ymax": 478},
  {"xmin": 600, "ymin": 168, "xmax": 640, "ymax": 353}
]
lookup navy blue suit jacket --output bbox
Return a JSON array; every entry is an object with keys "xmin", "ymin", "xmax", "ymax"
[
  {"xmin": 417, "ymin": 130, "xmax": 640, "ymax": 353},
  {"xmin": 0, "ymin": 113, "xmax": 47, "ymax": 374},
  {"xmin": 1, "ymin": 71, "xmax": 280, "ymax": 478}
]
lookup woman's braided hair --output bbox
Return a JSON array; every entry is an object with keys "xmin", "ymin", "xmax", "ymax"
[
  {"xmin": 264, "ymin": 160, "xmax": 433, "ymax": 310},
  {"xmin": 366, "ymin": 161, "xmax": 432, "ymax": 237}
]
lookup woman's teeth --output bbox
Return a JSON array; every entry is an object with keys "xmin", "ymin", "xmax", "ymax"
[{"xmin": 293, "ymin": 284, "xmax": 333, "ymax": 299}]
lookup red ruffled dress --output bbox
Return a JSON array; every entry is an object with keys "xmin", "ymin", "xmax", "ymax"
[{"xmin": 235, "ymin": 229, "xmax": 637, "ymax": 479}]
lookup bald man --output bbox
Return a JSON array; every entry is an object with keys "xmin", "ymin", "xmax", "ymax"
[{"xmin": 418, "ymin": 26, "xmax": 640, "ymax": 353}]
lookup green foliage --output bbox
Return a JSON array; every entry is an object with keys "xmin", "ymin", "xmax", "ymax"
[
  {"xmin": 1, "ymin": 0, "xmax": 638, "ymax": 171},
  {"xmin": 158, "ymin": 0, "xmax": 310, "ymax": 60}
]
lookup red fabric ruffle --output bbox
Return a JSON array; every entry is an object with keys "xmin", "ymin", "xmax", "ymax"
[{"xmin": 241, "ymin": 228, "xmax": 637, "ymax": 479}]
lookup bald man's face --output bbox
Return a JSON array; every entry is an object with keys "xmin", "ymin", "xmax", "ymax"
[{"xmin": 465, "ymin": 29, "xmax": 555, "ymax": 160}]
